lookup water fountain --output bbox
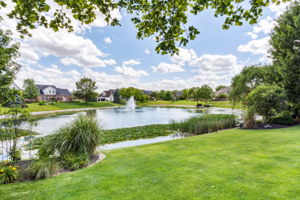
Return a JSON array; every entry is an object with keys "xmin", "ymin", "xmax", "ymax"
[{"xmin": 125, "ymin": 96, "xmax": 136, "ymax": 109}]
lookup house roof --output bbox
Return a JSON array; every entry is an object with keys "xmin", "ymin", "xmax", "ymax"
[
  {"xmin": 99, "ymin": 89, "xmax": 115, "ymax": 97},
  {"xmin": 215, "ymin": 87, "xmax": 231, "ymax": 96},
  {"xmin": 56, "ymin": 88, "xmax": 72, "ymax": 96},
  {"xmin": 36, "ymin": 84, "xmax": 71, "ymax": 96}
]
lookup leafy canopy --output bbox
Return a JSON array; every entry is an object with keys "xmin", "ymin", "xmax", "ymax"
[
  {"xmin": 194, "ymin": 85, "xmax": 213, "ymax": 103},
  {"xmin": 23, "ymin": 79, "xmax": 39, "ymax": 99},
  {"xmin": 269, "ymin": 2, "xmax": 300, "ymax": 105},
  {"xmin": 73, "ymin": 77, "xmax": 98, "ymax": 102},
  {"xmin": 246, "ymin": 85, "xmax": 287, "ymax": 123},
  {"xmin": 0, "ymin": 0, "xmax": 290, "ymax": 55},
  {"xmin": 229, "ymin": 65, "xmax": 281, "ymax": 105},
  {"xmin": 0, "ymin": 28, "xmax": 20, "ymax": 105}
]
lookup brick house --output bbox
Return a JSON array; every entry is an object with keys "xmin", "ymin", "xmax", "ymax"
[{"xmin": 36, "ymin": 85, "xmax": 72, "ymax": 102}]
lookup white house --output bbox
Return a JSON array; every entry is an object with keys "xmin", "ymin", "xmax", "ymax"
[{"xmin": 98, "ymin": 89, "xmax": 115, "ymax": 102}]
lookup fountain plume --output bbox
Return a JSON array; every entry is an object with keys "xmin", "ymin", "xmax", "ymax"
[{"xmin": 125, "ymin": 96, "xmax": 136, "ymax": 109}]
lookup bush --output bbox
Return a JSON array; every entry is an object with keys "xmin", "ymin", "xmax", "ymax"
[
  {"xmin": 0, "ymin": 163, "xmax": 19, "ymax": 184},
  {"xmin": 44, "ymin": 115, "xmax": 101, "ymax": 157},
  {"xmin": 38, "ymin": 101, "xmax": 46, "ymax": 105},
  {"xmin": 246, "ymin": 85, "xmax": 287, "ymax": 124},
  {"xmin": 27, "ymin": 159, "xmax": 61, "ymax": 180},
  {"xmin": 62, "ymin": 153, "xmax": 90, "ymax": 170},
  {"xmin": 171, "ymin": 114, "xmax": 236, "ymax": 135},
  {"xmin": 271, "ymin": 111, "xmax": 295, "ymax": 125},
  {"xmin": 216, "ymin": 93, "xmax": 228, "ymax": 101}
]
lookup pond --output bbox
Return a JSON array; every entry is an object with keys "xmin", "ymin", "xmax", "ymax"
[
  {"xmin": 0, "ymin": 107, "xmax": 243, "ymax": 160},
  {"xmin": 32, "ymin": 107, "xmax": 243, "ymax": 135}
]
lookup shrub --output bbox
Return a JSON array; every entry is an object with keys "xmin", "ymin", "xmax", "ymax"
[
  {"xmin": 271, "ymin": 111, "xmax": 295, "ymax": 125},
  {"xmin": 216, "ymin": 93, "xmax": 228, "ymax": 101},
  {"xmin": 0, "ymin": 163, "xmax": 19, "ymax": 184},
  {"xmin": 27, "ymin": 159, "xmax": 61, "ymax": 180},
  {"xmin": 171, "ymin": 114, "xmax": 236, "ymax": 135},
  {"xmin": 44, "ymin": 115, "xmax": 101, "ymax": 157},
  {"xmin": 246, "ymin": 85, "xmax": 287, "ymax": 124},
  {"xmin": 62, "ymin": 153, "xmax": 90, "ymax": 170},
  {"xmin": 38, "ymin": 101, "xmax": 46, "ymax": 105}
]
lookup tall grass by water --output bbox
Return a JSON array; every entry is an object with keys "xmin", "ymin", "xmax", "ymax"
[{"xmin": 171, "ymin": 114, "xmax": 236, "ymax": 135}]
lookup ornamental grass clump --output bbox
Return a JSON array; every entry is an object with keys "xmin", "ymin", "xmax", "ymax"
[
  {"xmin": 46, "ymin": 114, "xmax": 101, "ymax": 157},
  {"xmin": 27, "ymin": 115, "xmax": 101, "ymax": 180},
  {"xmin": 171, "ymin": 114, "xmax": 236, "ymax": 135}
]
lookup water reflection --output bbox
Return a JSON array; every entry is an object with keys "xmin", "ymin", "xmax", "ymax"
[{"xmin": 31, "ymin": 107, "xmax": 243, "ymax": 136}]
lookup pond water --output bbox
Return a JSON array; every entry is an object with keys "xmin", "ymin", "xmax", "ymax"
[
  {"xmin": 0, "ymin": 107, "xmax": 243, "ymax": 160},
  {"xmin": 32, "ymin": 107, "xmax": 243, "ymax": 135}
]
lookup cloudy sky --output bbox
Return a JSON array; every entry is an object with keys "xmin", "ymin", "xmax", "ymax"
[{"xmin": 1, "ymin": 1, "xmax": 291, "ymax": 92}]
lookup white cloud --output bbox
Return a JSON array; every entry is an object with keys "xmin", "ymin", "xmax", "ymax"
[
  {"xmin": 145, "ymin": 49, "xmax": 150, "ymax": 55},
  {"xmin": 1, "ymin": 1, "xmax": 120, "ymax": 67},
  {"xmin": 171, "ymin": 48, "xmax": 197, "ymax": 65},
  {"xmin": 83, "ymin": 69, "xmax": 139, "ymax": 91},
  {"xmin": 114, "ymin": 66, "xmax": 148, "ymax": 77},
  {"xmin": 104, "ymin": 37, "xmax": 112, "ymax": 44},
  {"xmin": 122, "ymin": 59, "xmax": 141, "ymax": 66},
  {"xmin": 15, "ymin": 65, "xmax": 81, "ymax": 90},
  {"xmin": 152, "ymin": 63, "xmax": 185, "ymax": 74},
  {"xmin": 60, "ymin": 56, "xmax": 116, "ymax": 68},
  {"xmin": 269, "ymin": 2, "xmax": 291, "ymax": 16},
  {"xmin": 246, "ymin": 16, "xmax": 276, "ymax": 40},
  {"xmin": 189, "ymin": 54, "xmax": 243, "ymax": 74},
  {"xmin": 238, "ymin": 37, "xmax": 270, "ymax": 56}
]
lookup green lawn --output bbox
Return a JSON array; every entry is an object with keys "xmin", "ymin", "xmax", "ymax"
[
  {"xmin": 0, "ymin": 102, "xmax": 118, "ymax": 114},
  {"xmin": 142, "ymin": 100, "xmax": 242, "ymax": 109},
  {"xmin": 1, "ymin": 126, "xmax": 300, "ymax": 199}
]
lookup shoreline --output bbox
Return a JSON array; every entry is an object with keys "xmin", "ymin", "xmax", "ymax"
[{"xmin": 0, "ymin": 106, "xmax": 122, "ymax": 119}]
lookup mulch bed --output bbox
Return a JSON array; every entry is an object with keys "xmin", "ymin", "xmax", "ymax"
[{"xmin": 240, "ymin": 123, "xmax": 291, "ymax": 130}]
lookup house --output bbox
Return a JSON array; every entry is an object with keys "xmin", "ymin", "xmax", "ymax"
[
  {"xmin": 36, "ymin": 85, "xmax": 72, "ymax": 102},
  {"xmin": 214, "ymin": 86, "xmax": 231, "ymax": 100},
  {"xmin": 98, "ymin": 89, "xmax": 115, "ymax": 102}
]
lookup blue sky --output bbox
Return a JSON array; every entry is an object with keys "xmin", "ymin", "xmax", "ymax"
[{"xmin": 2, "ymin": 1, "xmax": 291, "ymax": 92}]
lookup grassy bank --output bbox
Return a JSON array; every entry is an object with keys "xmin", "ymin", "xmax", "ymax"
[
  {"xmin": 1, "ymin": 126, "xmax": 300, "ymax": 199},
  {"xmin": 141, "ymin": 100, "xmax": 242, "ymax": 109},
  {"xmin": 0, "ymin": 102, "xmax": 119, "ymax": 114}
]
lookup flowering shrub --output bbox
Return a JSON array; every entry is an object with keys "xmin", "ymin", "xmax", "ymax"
[{"xmin": 0, "ymin": 162, "xmax": 19, "ymax": 184}]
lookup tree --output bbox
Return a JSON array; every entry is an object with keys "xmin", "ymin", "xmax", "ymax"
[
  {"xmin": 119, "ymin": 87, "xmax": 147, "ymax": 102},
  {"xmin": 215, "ymin": 85, "xmax": 226, "ymax": 91},
  {"xmin": 113, "ymin": 89, "xmax": 121, "ymax": 104},
  {"xmin": 246, "ymin": 85, "xmax": 287, "ymax": 124},
  {"xmin": 73, "ymin": 78, "xmax": 98, "ymax": 102},
  {"xmin": 164, "ymin": 91, "xmax": 173, "ymax": 101},
  {"xmin": 180, "ymin": 89, "xmax": 189, "ymax": 100},
  {"xmin": 229, "ymin": 65, "xmax": 281, "ymax": 105},
  {"xmin": 0, "ymin": 29, "xmax": 20, "ymax": 105},
  {"xmin": 194, "ymin": 85, "xmax": 213, "ymax": 105},
  {"xmin": 269, "ymin": 2, "xmax": 300, "ymax": 114},
  {"xmin": 1, "ymin": 0, "xmax": 288, "ymax": 55},
  {"xmin": 23, "ymin": 79, "xmax": 39, "ymax": 100}
]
